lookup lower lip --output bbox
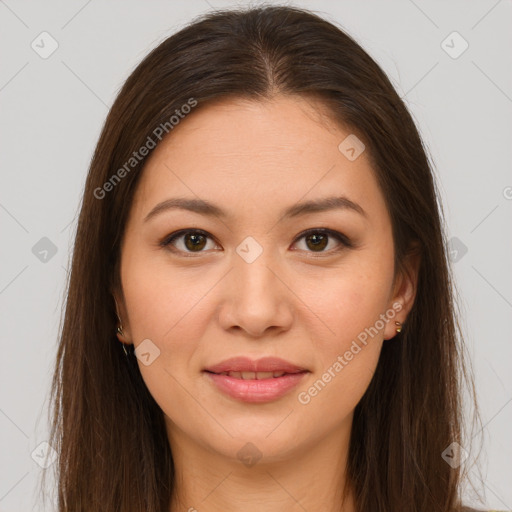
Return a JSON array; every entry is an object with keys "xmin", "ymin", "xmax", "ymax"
[{"xmin": 205, "ymin": 371, "xmax": 308, "ymax": 403}]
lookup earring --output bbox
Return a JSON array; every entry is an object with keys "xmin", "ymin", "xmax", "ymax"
[
  {"xmin": 114, "ymin": 297, "xmax": 130, "ymax": 357},
  {"xmin": 395, "ymin": 321, "xmax": 402, "ymax": 333},
  {"xmin": 116, "ymin": 323, "xmax": 129, "ymax": 356}
]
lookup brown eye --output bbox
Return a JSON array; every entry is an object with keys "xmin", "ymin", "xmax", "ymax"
[
  {"xmin": 160, "ymin": 227, "xmax": 352, "ymax": 257},
  {"xmin": 304, "ymin": 232, "xmax": 328, "ymax": 251},
  {"xmin": 183, "ymin": 233, "xmax": 207, "ymax": 251},
  {"xmin": 160, "ymin": 229, "xmax": 218, "ymax": 254},
  {"xmin": 292, "ymin": 228, "xmax": 352, "ymax": 254}
]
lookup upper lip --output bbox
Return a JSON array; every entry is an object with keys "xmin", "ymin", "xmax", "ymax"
[{"xmin": 204, "ymin": 356, "xmax": 308, "ymax": 374}]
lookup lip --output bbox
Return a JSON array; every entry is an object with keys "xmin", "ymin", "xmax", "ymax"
[
  {"xmin": 205, "ymin": 372, "xmax": 307, "ymax": 403},
  {"xmin": 204, "ymin": 356, "xmax": 307, "ymax": 374},
  {"xmin": 203, "ymin": 356, "xmax": 309, "ymax": 403}
]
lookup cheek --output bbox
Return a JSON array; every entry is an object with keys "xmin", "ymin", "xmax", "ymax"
[
  {"xmin": 120, "ymin": 250, "xmax": 227, "ymax": 410},
  {"xmin": 293, "ymin": 287, "xmax": 388, "ymax": 435},
  {"xmin": 121, "ymin": 248, "xmax": 214, "ymax": 343},
  {"xmin": 297, "ymin": 258, "xmax": 394, "ymax": 409},
  {"xmin": 120, "ymin": 254, "xmax": 212, "ymax": 415},
  {"xmin": 307, "ymin": 262, "xmax": 394, "ymax": 350}
]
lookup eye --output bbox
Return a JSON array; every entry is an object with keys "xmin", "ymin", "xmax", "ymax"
[
  {"xmin": 292, "ymin": 228, "xmax": 352, "ymax": 255},
  {"xmin": 160, "ymin": 229, "xmax": 219, "ymax": 255},
  {"xmin": 159, "ymin": 228, "xmax": 352, "ymax": 256}
]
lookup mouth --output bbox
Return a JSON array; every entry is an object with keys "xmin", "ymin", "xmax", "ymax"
[
  {"xmin": 203, "ymin": 355, "xmax": 308, "ymax": 375},
  {"xmin": 204, "ymin": 370, "xmax": 306, "ymax": 379},
  {"xmin": 203, "ymin": 357, "xmax": 309, "ymax": 403}
]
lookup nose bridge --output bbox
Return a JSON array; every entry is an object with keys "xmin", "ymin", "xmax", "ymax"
[
  {"xmin": 218, "ymin": 236, "xmax": 293, "ymax": 336},
  {"xmin": 234, "ymin": 236, "xmax": 282, "ymax": 302},
  {"xmin": 236, "ymin": 247, "xmax": 275, "ymax": 292}
]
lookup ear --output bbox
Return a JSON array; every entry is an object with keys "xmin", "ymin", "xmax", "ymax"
[
  {"xmin": 383, "ymin": 245, "xmax": 421, "ymax": 340},
  {"xmin": 112, "ymin": 289, "xmax": 133, "ymax": 344}
]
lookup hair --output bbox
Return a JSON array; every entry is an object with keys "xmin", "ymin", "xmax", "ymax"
[{"xmin": 44, "ymin": 5, "xmax": 482, "ymax": 512}]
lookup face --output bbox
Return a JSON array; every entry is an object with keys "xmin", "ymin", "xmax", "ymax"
[{"xmin": 115, "ymin": 95, "xmax": 417, "ymax": 466}]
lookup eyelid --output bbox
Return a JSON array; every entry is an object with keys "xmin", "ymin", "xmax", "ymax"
[
  {"xmin": 159, "ymin": 227, "xmax": 353, "ymax": 255},
  {"xmin": 294, "ymin": 227, "xmax": 353, "ymax": 250},
  {"xmin": 159, "ymin": 228, "xmax": 220, "ymax": 255}
]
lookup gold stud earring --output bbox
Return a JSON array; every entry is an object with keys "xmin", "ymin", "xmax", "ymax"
[{"xmin": 395, "ymin": 321, "xmax": 402, "ymax": 333}]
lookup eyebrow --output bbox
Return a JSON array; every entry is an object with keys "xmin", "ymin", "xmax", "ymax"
[{"xmin": 143, "ymin": 195, "xmax": 367, "ymax": 223}]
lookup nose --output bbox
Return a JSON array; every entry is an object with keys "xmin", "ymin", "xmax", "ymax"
[{"xmin": 217, "ymin": 249, "xmax": 294, "ymax": 338}]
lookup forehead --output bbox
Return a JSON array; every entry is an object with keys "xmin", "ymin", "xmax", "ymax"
[
  {"xmin": 130, "ymin": 95, "xmax": 388, "ymax": 223},
  {"xmin": 148, "ymin": 95, "xmax": 351, "ymax": 168}
]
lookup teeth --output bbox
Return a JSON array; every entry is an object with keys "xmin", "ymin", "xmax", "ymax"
[
  {"xmin": 255, "ymin": 371, "xmax": 273, "ymax": 379},
  {"xmin": 217, "ymin": 371, "xmax": 289, "ymax": 379}
]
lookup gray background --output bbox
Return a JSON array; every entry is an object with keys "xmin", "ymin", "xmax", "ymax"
[{"xmin": 1, "ymin": 0, "xmax": 511, "ymax": 510}]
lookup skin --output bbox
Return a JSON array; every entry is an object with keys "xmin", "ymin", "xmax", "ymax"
[{"xmin": 114, "ymin": 95, "xmax": 419, "ymax": 512}]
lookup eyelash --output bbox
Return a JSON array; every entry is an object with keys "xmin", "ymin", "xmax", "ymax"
[{"xmin": 159, "ymin": 228, "xmax": 353, "ymax": 257}]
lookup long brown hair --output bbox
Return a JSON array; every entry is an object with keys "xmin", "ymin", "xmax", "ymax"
[{"xmin": 44, "ymin": 5, "xmax": 481, "ymax": 511}]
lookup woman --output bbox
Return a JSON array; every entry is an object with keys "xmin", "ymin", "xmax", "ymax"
[{"xmin": 45, "ymin": 5, "xmax": 492, "ymax": 512}]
